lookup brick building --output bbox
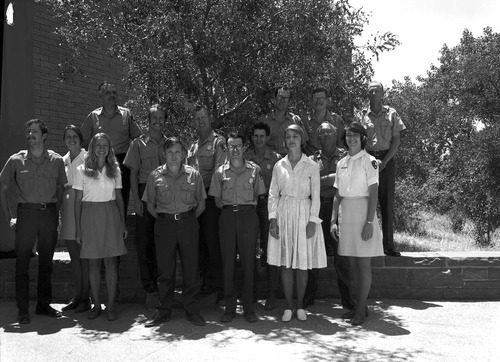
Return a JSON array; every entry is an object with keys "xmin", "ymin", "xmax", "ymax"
[{"xmin": 0, "ymin": 0, "xmax": 128, "ymax": 250}]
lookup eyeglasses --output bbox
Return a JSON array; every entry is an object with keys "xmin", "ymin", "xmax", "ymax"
[
  {"xmin": 313, "ymin": 97, "xmax": 326, "ymax": 102},
  {"xmin": 276, "ymin": 95, "xmax": 290, "ymax": 102},
  {"xmin": 228, "ymin": 145, "xmax": 243, "ymax": 151}
]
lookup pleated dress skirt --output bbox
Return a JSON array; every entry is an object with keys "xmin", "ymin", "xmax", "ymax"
[
  {"xmin": 338, "ymin": 197, "xmax": 384, "ymax": 257},
  {"xmin": 80, "ymin": 200, "xmax": 127, "ymax": 259},
  {"xmin": 267, "ymin": 196, "xmax": 327, "ymax": 270},
  {"xmin": 59, "ymin": 187, "xmax": 76, "ymax": 240}
]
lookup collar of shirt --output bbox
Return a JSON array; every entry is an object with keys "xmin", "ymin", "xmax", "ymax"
[
  {"xmin": 245, "ymin": 148, "xmax": 272, "ymax": 161},
  {"xmin": 310, "ymin": 109, "xmax": 334, "ymax": 123},
  {"xmin": 198, "ymin": 131, "xmax": 216, "ymax": 147},
  {"xmin": 25, "ymin": 149, "xmax": 50, "ymax": 160},
  {"xmin": 221, "ymin": 160, "xmax": 254, "ymax": 173},
  {"xmin": 283, "ymin": 153, "xmax": 308, "ymax": 169},
  {"xmin": 159, "ymin": 163, "xmax": 189, "ymax": 178},
  {"xmin": 345, "ymin": 149, "xmax": 367, "ymax": 163},
  {"xmin": 97, "ymin": 106, "xmax": 121, "ymax": 117},
  {"xmin": 143, "ymin": 132, "xmax": 166, "ymax": 145},
  {"xmin": 63, "ymin": 149, "xmax": 86, "ymax": 165},
  {"xmin": 366, "ymin": 105, "xmax": 389, "ymax": 117}
]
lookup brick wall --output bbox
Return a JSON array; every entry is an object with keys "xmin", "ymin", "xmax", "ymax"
[{"xmin": 32, "ymin": 1, "xmax": 129, "ymax": 155}]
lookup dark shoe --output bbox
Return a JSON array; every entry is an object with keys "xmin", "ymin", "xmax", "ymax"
[
  {"xmin": 341, "ymin": 300, "xmax": 355, "ymax": 311},
  {"xmin": 35, "ymin": 304, "xmax": 62, "ymax": 318},
  {"xmin": 220, "ymin": 311, "xmax": 236, "ymax": 323},
  {"xmin": 264, "ymin": 298, "xmax": 278, "ymax": 311},
  {"xmin": 87, "ymin": 306, "xmax": 102, "ymax": 320},
  {"xmin": 351, "ymin": 313, "xmax": 365, "ymax": 326},
  {"xmin": 17, "ymin": 310, "xmax": 30, "ymax": 324},
  {"xmin": 188, "ymin": 313, "xmax": 206, "ymax": 326},
  {"xmin": 75, "ymin": 300, "xmax": 91, "ymax": 313},
  {"xmin": 244, "ymin": 312, "xmax": 258, "ymax": 323},
  {"xmin": 106, "ymin": 308, "xmax": 118, "ymax": 322},
  {"xmin": 62, "ymin": 299, "xmax": 79, "ymax": 312},
  {"xmin": 145, "ymin": 312, "xmax": 170, "ymax": 327},
  {"xmin": 342, "ymin": 306, "xmax": 368, "ymax": 319},
  {"xmin": 384, "ymin": 249, "xmax": 401, "ymax": 257}
]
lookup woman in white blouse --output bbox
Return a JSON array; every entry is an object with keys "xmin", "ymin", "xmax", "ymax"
[
  {"xmin": 267, "ymin": 124, "xmax": 327, "ymax": 323},
  {"xmin": 330, "ymin": 122, "xmax": 383, "ymax": 326},
  {"xmin": 74, "ymin": 133, "xmax": 127, "ymax": 321},
  {"xmin": 59, "ymin": 125, "xmax": 90, "ymax": 313}
]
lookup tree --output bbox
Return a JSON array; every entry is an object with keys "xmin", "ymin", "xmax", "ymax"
[{"xmin": 49, "ymin": 0, "xmax": 399, "ymax": 135}]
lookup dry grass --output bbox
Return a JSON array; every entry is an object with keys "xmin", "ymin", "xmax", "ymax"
[{"xmin": 395, "ymin": 211, "xmax": 500, "ymax": 252}]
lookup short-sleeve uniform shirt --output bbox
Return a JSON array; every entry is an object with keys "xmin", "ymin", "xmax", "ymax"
[
  {"xmin": 334, "ymin": 150, "xmax": 378, "ymax": 198},
  {"xmin": 209, "ymin": 161, "xmax": 266, "ymax": 206},
  {"xmin": 123, "ymin": 133, "xmax": 167, "ymax": 184},
  {"xmin": 360, "ymin": 106, "xmax": 406, "ymax": 152},
  {"xmin": 81, "ymin": 106, "xmax": 142, "ymax": 154},
  {"xmin": 243, "ymin": 148, "xmax": 281, "ymax": 193},
  {"xmin": 73, "ymin": 165, "xmax": 122, "ymax": 202},
  {"xmin": 142, "ymin": 164, "xmax": 206, "ymax": 214},
  {"xmin": 187, "ymin": 132, "xmax": 227, "ymax": 189},
  {"xmin": 0, "ymin": 149, "xmax": 67, "ymax": 203}
]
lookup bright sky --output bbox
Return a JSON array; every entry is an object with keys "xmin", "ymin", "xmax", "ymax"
[{"xmin": 350, "ymin": 0, "xmax": 500, "ymax": 88}]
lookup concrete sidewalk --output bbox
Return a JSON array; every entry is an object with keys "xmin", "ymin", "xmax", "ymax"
[{"xmin": 1, "ymin": 298, "xmax": 499, "ymax": 361}]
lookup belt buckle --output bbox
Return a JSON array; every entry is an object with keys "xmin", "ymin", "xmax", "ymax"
[
  {"xmin": 40, "ymin": 203, "xmax": 47, "ymax": 211},
  {"xmin": 174, "ymin": 213, "xmax": 181, "ymax": 221},
  {"xmin": 232, "ymin": 205, "xmax": 239, "ymax": 212}
]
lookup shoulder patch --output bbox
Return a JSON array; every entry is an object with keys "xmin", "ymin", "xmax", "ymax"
[{"xmin": 371, "ymin": 160, "xmax": 378, "ymax": 170}]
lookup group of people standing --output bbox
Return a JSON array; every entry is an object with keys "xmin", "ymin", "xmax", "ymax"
[{"xmin": 0, "ymin": 80, "xmax": 405, "ymax": 328}]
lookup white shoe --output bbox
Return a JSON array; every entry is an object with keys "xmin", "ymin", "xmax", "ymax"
[
  {"xmin": 282, "ymin": 309, "xmax": 293, "ymax": 322},
  {"xmin": 297, "ymin": 309, "xmax": 307, "ymax": 321}
]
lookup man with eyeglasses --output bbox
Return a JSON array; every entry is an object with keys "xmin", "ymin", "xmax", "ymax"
[
  {"xmin": 303, "ymin": 87, "xmax": 345, "ymax": 156},
  {"xmin": 209, "ymin": 132, "xmax": 266, "ymax": 323},
  {"xmin": 258, "ymin": 86, "xmax": 308, "ymax": 157}
]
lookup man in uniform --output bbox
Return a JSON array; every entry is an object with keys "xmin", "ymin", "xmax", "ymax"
[
  {"xmin": 81, "ymin": 81, "xmax": 143, "ymax": 218},
  {"xmin": 244, "ymin": 122, "xmax": 281, "ymax": 311},
  {"xmin": 258, "ymin": 86, "xmax": 308, "ymax": 157},
  {"xmin": 0, "ymin": 119, "xmax": 67, "ymax": 324},
  {"xmin": 360, "ymin": 81, "xmax": 406, "ymax": 257},
  {"xmin": 305, "ymin": 122, "xmax": 354, "ymax": 310},
  {"xmin": 124, "ymin": 104, "xmax": 167, "ymax": 295},
  {"xmin": 187, "ymin": 105, "xmax": 227, "ymax": 297},
  {"xmin": 142, "ymin": 137, "xmax": 206, "ymax": 327},
  {"xmin": 209, "ymin": 132, "xmax": 266, "ymax": 323},
  {"xmin": 303, "ymin": 87, "xmax": 345, "ymax": 156}
]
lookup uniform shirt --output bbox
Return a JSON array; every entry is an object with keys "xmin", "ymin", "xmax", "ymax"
[
  {"xmin": 334, "ymin": 150, "xmax": 378, "ymax": 198},
  {"xmin": 73, "ymin": 164, "xmax": 122, "ymax": 202},
  {"xmin": 303, "ymin": 110, "xmax": 344, "ymax": 156},
  {"xmin": 0, "ymin": 149, "xmax": 67, "ymax": 204},
  {"xmin": 243, "ymin": 148, "xmax": 281, "ymax": 193},
  {"xmin": 209, "ymin": 160, "xmax": 266, "ymax": 206},
  {"xmin": 187, "ymin": 131, "xmax": 227, "ymax": 189},
  {"xmin": 360, "ymin": 105, "xmax": 406, "ymax": 151},
  {"xmin": 309, "ymin": 150, "xmax": 340, "ymax": 196},
  {"xmin": 63, "ymin": 149, "xmax": 87, "ymax": 187},
  {"xmin": 81, "ymin": 105, "xmax": 142, "ymax": 154},
  {"xmin": 268, "ymin": 154, "xmax": 322, "ymax": 224},
  {"xmin": 258, "ymin": 111, "xmax": 309, "ymax": 156},
  {"xmin": 142, "ymin": 164, "xmax": 206, "ymax": 214},
  {"xmin": 123, "ymin": 132, "xmax": 167, "ymax": 184}
]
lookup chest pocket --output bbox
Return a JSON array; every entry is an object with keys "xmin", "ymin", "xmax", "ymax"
[
  {"xmin": 379, "ymin": 114, "xmax": 393, "ymax": 142},
  {"xmin": 242, "ymin": 182, "xmax": 254, "ymax": 202},
  {"xmin": 180, "ymin": 182, "xmax": 196, "ymax": 204},
  {"xmin": 155, "ymin": 180, "xmax": 172, "ymax": 203},
  {"xmin": 221, "ymin": 177, "xmax": 236, "ymax": 202}
]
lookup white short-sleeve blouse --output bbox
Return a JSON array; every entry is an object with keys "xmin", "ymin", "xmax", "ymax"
[{"xmin": 334, "ymin": 150, "xmax": 378, "ymax": 198}]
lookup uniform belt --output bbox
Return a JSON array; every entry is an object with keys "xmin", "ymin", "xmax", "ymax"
[
  {"xmin": 158, "ymin": 208, "xmax": 194, "ymax": 221},
  {"xmin": 222, "ymin": 204, "xmax": 255, "ymax": 212},
  {"xmin": 367, "ymin": 150, "xmax": 388, "ymax": 159},
  {"xmin": 19, "ymin": 203, "xmax": 56, "ymax": 210}
]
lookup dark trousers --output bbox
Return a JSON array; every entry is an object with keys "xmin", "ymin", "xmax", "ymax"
[
  {"xmin": 136, "ymin": 183, "xmax": 158, "ymax": 291},
  {"xmin": 154, "ymin": 213, "xmax": 201, "ymax": 317},
  {"xmin": 115, "ymin": 153, "xmax": 130, "ymax": 219},
  {"xmin": 198, "ymin": 195, "xmax": 222, "ymax": 289},
  {"xmin": 219, "ymin": 208, "xmax": 258, "ymax": 313},
  {"xmin": 379, "ymin": 158, "xmax": 395, "ymax": 250},
  {"xmin": 317, "ymin": 200, "xmax": 354, "ymax": 307},
  {"xmin": 256, "ymin": 198, "xmax": 279, "ymax": 298},
  {"xmin": 15, "ymin": 205, "xmax": 58, "ymax": 312}
]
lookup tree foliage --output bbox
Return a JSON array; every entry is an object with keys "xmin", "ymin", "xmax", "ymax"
[
  {"xmin": 48, "ymin": 0, "xmax": 399, "ymax": 135},
  {"xmin": 386, "ymin": 28, "xmax": 500, "ymax": 245}
]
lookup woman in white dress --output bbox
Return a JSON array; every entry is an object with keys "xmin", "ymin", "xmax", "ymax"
[
  {"xmin": 59, "ymin": 125, "xmax": 90, "ymax": 313},
  {"xmin": 74, "ymin": 133, "xmax": 127, "ymax": 321},
  {"xmin": 268, "ymin": 124, "xmax": 326, "ymax": 322},
  {"xmin": 330, "ymin": 122, "xmax": 383, "ymax": 326}
]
